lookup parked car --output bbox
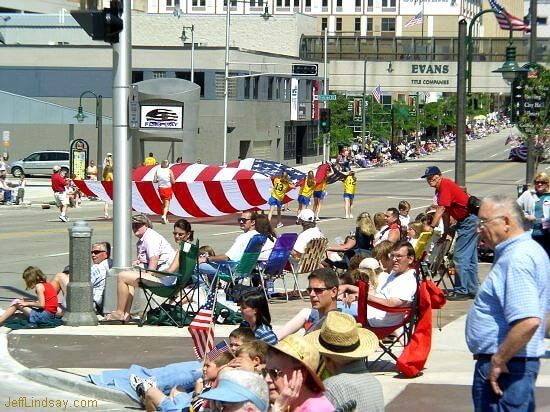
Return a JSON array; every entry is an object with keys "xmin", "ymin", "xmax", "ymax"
[
  {"xmin": 10, "ymin": 150, "xmax": 70, "ymax": 177},
  {"xmin": 508, "ymin": 143, "xmax": 547, "ymax": 163}
]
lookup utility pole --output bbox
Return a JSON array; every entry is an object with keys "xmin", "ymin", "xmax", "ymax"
[
  {"xmin": 415, "ymin": 91, "xmax": 420, "ymax": 147},
  {"xmin": 526, "ymin": 0, "xmax": 538, "ymax": 184},
  {"xmin": 455, "ymin": 19, "xmax": 467, "ymax": 188},
  {"xmin": 361, "ymin": 59, "xmax": 367, "ymax": 153},
  {"xmin": 323, "ymin": 29, "xmax": 329, "ymax": 162}
]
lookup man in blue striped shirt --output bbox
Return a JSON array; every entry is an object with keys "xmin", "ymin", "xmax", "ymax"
[{"xmin": 466, "ymin": 195, "xmax": 549, "ymax": 412}]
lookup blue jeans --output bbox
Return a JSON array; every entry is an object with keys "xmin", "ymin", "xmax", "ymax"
[
  {"xmin": 472, "ymin": 357, "xmax": 540, "ymax": 412},
  {"xmin": 453, "ymin": 213, "xmax": 479, "ymax": 295}
]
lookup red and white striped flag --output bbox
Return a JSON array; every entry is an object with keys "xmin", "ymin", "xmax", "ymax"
[
  {"xmin": 189, "ymin": 279, "xmax": 219, "ymax": 361},
  {"xmin": 404, "ymin": 11, "xmax": 423, "ymax": 28},
  {"xmin": 489, "ymin": 0, "xmax": 530, "ymax": 32},
  {"xmin": 372, "ymin": 84, "xmax": 382, "ymax": 104}
]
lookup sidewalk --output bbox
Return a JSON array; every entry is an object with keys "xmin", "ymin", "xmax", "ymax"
[{"xmin": 2, "ymin": 296, "xmax": 548, "ymax": 410}]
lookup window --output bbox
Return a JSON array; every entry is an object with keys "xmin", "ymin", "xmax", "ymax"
[
  {"xmin": 336, "ymin": 17, "xmax": 342, "ymax": 31},
  {"xmin": 294, "ymin": 0, "xmax": 299, "ymax": 7},
  {"xmin": 224, "ymin": 0, "xmax": 237, "ymax": 6},
  {"xmin": 277, "ymin": 0, "xmax": 281, "ymax": 6},
  {"xmin": 275, "ymin": 78, "xmax": 280, "ymax": 100},
  {"xmin": 253, "ymin": 77, "xmax": 259, "ymax": 99},
  {"xmin": 321, "ymin": 18, "xmax": 327, "ymax": 31},
  {"xmin": 216, "ymin": 73, "xmax": 236, "ymax": 98},
  {"xmin": 355, "ymin": 17, "xmax": 361, "ymax": 32},
  {"xmin": 153, "ymin": 71, "xmax": 166, "ymax": 78},
  {"xmin": 382, "ymin": 0, "xmax": 396, "ymax": 6},
  {"xmin": 322, "ymin": 0, "xmax": 327, "ymax": 7},
  {"xmin": 381, "ymin": 17, "xmax": 395, "ymax": 31},
  {"xmin": 367, "ymin": 0, "xmax": 373, "ymax": 7},
  {"xmin": 250, "ymin": 0, "xmax": 255, "ymax": 5},
  {"xmin": 366, "ymin": 17, "xmax": 373, "ymax": 31},
  {"xmin": 336, "ymin": 0, "xmax": 342, "ymax": 7},
  {"xmin": 538, "ymin": 17, "xmax": 547, "ymax": 25},
  {"xmin": 192, "ymin": 0, "xmax": 205, "ymax": 5},
  {"xmin": 175, "ymin": 71, "xmax": 205, "ymax": 96},
  {"xmin": 244, "ymin": 78, "xmax": 251, "ymax": 99},
  {"xmin": 305, "ymin": 0, "xmax": 311, "ymax": 6},
  {"xmin": 355, "ymin": 0, "xmax": 361, "ymax": 7},
  {"xmin": 267, "ymin": 77, "xmax": 274, "ymax": 100},
  {"xmin": 132, "ymin": 71, "xmax": 144, "ymax": 83}
]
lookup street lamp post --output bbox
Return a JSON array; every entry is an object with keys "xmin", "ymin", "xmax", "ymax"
[
  {"xmin": 456, "ymin": 9, "xmax": 525, "ymax": 187},
  {"xmin": 180, "ymin": 25, "xmax": 195, "ymax": 83},
  {"xmin": 75, "ymin": 91, "xmax": 103, "ymax": 178},
  {"xmin": 222, "ymin": 1, "xmax": 271, "ymax": 165}
]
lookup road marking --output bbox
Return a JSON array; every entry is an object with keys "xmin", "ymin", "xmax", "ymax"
[
  {"xmin": 46, "ymin": 252, "xmax": 69, "ymax": 257},
  {"xmin": 212, "ymin": 230, "xmax": 242, "ymax": 236},
  {"xmin": 411, "ymin": 204, "xmax": 432, "ymax": 211}
]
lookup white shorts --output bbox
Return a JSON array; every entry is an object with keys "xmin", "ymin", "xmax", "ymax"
[{"xmin": 54, "ymin": 191, "xmax": 69, "ymax": 207}]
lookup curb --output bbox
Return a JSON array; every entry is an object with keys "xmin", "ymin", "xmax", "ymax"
[{"xmin": 19, "ymin": 368, "xmax": 139, "ymax": 406}]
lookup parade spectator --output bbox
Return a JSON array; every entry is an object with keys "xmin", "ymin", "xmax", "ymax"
[
  {"xmin": 0, "ymin": 156, "xmax": 6, "ymax": 177},
  {"xmin": 342, "ymin": 170, "xmax": 357, "ymax": 218},
  {"xmin": 466, "ymin": 195, "xmax": 549, "ymax": 411},
  {"xmin": 0, "ymin": 174, "xmax": 16, "ymax": 205},
  {"xmin": 67, "ymin": 173, "xmax": 83, "ymax": 208},
  {"xmin": 228, "ymin": 340, "xmax": 268, "ymax": 373},
  {"xmin": 268, "ymin": 171, "xmax": 295, "ymax": 228},
  {"xmin": 200, "ymin": 369, "xmax": 270, "ymax": 412},
  {"xmin": 306, "ymin": 311, "xmax": 384, "ymax": 412},
  {"xmin": 51, "ymin": 241, "xmax": 112, "ymax": 313},
  {"xmin": 406, "ymin": 221, "xmax": 425, "ymax": 248},
  {"xmin": 103, "ymin": 216, "xmax": 180, "ymax": 323},
  {"xmin": 398, "ymin": 200, "xmax": 411, "ymax": 228},
  {"xmin": 517, "ymin": 172, "xmax": 550, "ymax": 255},
  {"xmin": 337, "ymin": 257, "xmax": 383, "ymax": 316},
  {"xmin": 143, "ymin": 152, "xmax": 157, "ymax": 166},
  {"xmin": 51, "ymin": 165, "xmax": 70, "ymax": 222},
  {"xmin": 377, "ymin": 207, "xmax": 402, "ymax": 244},
  {"xmin": 275, "ymin": 268, "xmax": 339, "ymax": 339},
  {"xmin": 326, "ymin": 212, "xmax": 375, "ymax": 266},
  {"xmin": 296, "ymin": 171, "xmax": 315, "ymax": 222},
  {"xmin": 14, "ymin": 174, "xmax": 25, "ymax": 205},
  {"xmin": 372, "ymin": 211, "xmax": 387, "ymax": 245},
  {"xmin": 229, "ymin": 326, "xmax": 256, "ymax": 352},
  {"xmin": 366, "ymin": 241, "xmax": 417, "ymax": 327},
  {"xmin": 422, "ymin": 166, "xmax": 479, "ymax": 300},
  {"xmin": 198, "ymin": 211, "xmax": 274, "ymax": 277},
  {"xmin": 153, "ymin": 160, "xmax": 175, "ymax": 224},
  {"xmin": 0, "ymin": 266, "xmax": 58, "ymax": 326},
  {"xmin": 291, "ymin": 209, "xmax": 325, "ymax": 259},
  {"xmin": 86, "ymin": 160, "xmax": 98, "ymax": 180},
  {"xmin": 102, "ymin": 155, "xmax": 113, "ymax": 219},
  {"xmin": 240, "ymin": 291, "xmax": 278, "ymax": 345},
  {"xmin": 264, "ymin": 334, "xmax": 333, "ymax": 412}
]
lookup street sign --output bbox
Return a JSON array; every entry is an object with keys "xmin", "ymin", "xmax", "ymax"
[
  {"xmin": 2, "ymin": 131, "xmax": 9, "ymax": 142},
  {"xmin": 318, "ymin": 94, "xmax": 337, "ymax": 101},
  {"xmin": 128, "ymin": 85, "xmax": 140, "ymax": 130}
]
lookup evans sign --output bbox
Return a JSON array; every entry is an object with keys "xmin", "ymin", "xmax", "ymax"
[{"xmin": 411, "ymin": 64, "xmax": 450, "ymax": 74}]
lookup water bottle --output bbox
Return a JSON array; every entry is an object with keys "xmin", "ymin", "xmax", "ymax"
[{"xmin": 266, "ymin": 279, "xmax": 275, "ymax": 296}]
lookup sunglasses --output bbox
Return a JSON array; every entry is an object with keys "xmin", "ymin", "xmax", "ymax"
[
  {"xmin": 91, "ymin": 250, "xmax": 106, "ymax": 255},
  {"xmin": 238, "ymin": 217, "xmax": 251, "ymax": 223},
  {"xmin": 261, "ymin": 367, "xmax": 285, "ymax": 380},
  {"xmin": 535, "ymin": 181, "xmax": 548, "ymax": 185},
  {"xmin": 306, "ymin": 287, "xmax": 330, "ymax": 294}
]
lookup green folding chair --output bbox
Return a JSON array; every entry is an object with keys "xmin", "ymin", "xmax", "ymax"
[
  {"xmin": 137, "ymin": 240, "xmax": 200, "ymax": 328},
  {"xmin": 216, "ymin": 234, "xmax": 268, "ymax": 287}
]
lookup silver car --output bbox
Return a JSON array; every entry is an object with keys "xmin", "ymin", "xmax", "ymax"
[{"xmin": 10, "ymin": 151, "xmax": 70, "ymax": 177}]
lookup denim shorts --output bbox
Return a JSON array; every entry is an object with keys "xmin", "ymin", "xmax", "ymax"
[
  {"xmin": 297, "ymin": 195, "xmax": 311, "ymax": 206},
  {"xmin": 343, "ymin": 193, "xmax": 355, "ymax": 199},
  {"xmin": 29, "ymin": 308, "xmax": 54, "ymax": 323},
  {"xmin": 268, "ymin": 196, "xmax": 282, "ymax": 207},
  {"xmin": 313, "ymin": 190, "xmax": 325, "ymax": 199}
]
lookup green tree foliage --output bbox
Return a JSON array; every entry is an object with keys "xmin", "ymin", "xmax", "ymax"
[{"xmin": 518, "ymin": 64, "xmax": 549, "ymax": 142}]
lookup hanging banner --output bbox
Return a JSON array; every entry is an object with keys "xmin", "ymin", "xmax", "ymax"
[
  {"xmin": 290, "ymin": 78, "xmax": 299, "ymax": 121},
  {"xmin": 312, "ymin": 80, "xmax": 319, "ymax": 120},
  {"xmin": 70, "ymin": 139, "xmax": 89, "ymax": 180}
]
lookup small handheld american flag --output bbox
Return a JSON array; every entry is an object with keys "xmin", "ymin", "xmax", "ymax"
[
  {"xmin": 189, "ymin": 279, "xmax": 219, "ymax": 361},
  {"xmin": 205, "ymin": 340, "xmax": 232, "ymax": 362}
]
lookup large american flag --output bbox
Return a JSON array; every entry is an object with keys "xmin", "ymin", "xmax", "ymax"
[
  {"xmin": 404, "ymin": 11, "xmax": 423, "ymax": 28},
  {"xmin": 228, "ymin": 158, "xmax": 306, "ymax": 184},
  {"xmin": 489, "ymin": 0, "xmax": 530, "ymax": 32},
  {"xmin": 372, "ymin": 84, "xmax": 382, "ymax": 104},
  {"xmin": 189, "ymin": 280, "xmax": 219, "ymax": 361}
]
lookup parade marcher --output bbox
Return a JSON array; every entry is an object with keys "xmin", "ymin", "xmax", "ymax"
[
  {"xmin": 342, "ymin": 170, "xmax": 357, "ymax": 219},
  {"xmin": 153, "ymin": 160, "xmax": 175, "ymax": 224},
  {"xmin": 102, "ymin": 155, "xmax": 114, "ymax": 219},
  {"xmin": 466, "ymin": 195, "xmax": 549, "ymax": 411},
  {"xmin": 51, "ymin": 165, "xmax": 69, "ymax": 222},
  {"xmin": 422, "ymin": 166, "xmax": 479, "ymax": 300},
  {"xmin": 296, "ymin": 171, "xmax": 315, "ymax": 223},
  {"xmin": 267, "ymin": 171, "xmax": 295, "ymax": 228}
]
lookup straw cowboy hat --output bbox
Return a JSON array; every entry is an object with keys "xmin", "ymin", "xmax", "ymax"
[
  {"xmin": 270, "ymin": 334, "xmax": 325, "ymax": 391},
  {"xmin": 306, "ymin": 311, "xmax": 378, "ymax": 359}
]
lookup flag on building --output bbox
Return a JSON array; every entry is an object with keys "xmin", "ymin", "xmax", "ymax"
[
  {"xmin": 489, "ymin": 0, "xmax": 530, "ymax": 32},
  {"xmin": 205, "ymin": 340, "xmax": 232, "ymax": 362},
  {"xmin": 189, "ymin": 280, "xmax": 219, "ymax": 361},
  {"xmin": 371, "ymin": 84, "xmax": 382, "ymax": 104},
  {"xmin": 404, "ymin": 11, "xmax": 423, "ymax": 28}
]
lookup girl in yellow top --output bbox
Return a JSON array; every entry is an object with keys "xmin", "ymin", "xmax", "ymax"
[
  {"xmin": 296, "ymin": 171, "xmax": 315, "ymax": 222},
  {"xmin": 312, "ymin": 164, "xmax": 333, "ymax": 221},
  {"xmin": 267, "ymin": 171, "xmax": 295, "ymax": 228},
  {"xmin": 343, "ymin": 170, "xmax": 357, "ymax": 219},
  {"xmin": 102, "ymin": 157, "xmax": 113, "ymax": 219}
]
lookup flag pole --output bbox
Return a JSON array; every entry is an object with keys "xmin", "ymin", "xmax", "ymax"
[{"xmin": 421, "ymin": 0, "xmax": 425, "ymax": 39}]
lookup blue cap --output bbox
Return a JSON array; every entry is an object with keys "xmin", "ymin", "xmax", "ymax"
[
  {"xmin": 421, "ymin": 166, "xmax": 441, "ymax": 178},
  {"xmin": 199, "ymin": 372, "xmax": 268, "ymax": 412}
]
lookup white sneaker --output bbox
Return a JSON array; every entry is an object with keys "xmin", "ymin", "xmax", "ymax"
[
  {"xmin": 59, "ymin": 215, "xmax": 68, "ymax": 222},
  {"xmin": 349, "ymin": 214, "xmax": 353, "ymax": 219},
  {"xmin": 129, "ymin": 374, "xmax": 156, "ymax": 402},
  {"xmin": 276, "ymin": 222, "xmax": 284, "ymax": 228}
]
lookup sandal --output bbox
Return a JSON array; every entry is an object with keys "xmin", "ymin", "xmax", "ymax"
[{"xmin": 100, "ymin": 312, "xmax": 130, "ymax": 325}]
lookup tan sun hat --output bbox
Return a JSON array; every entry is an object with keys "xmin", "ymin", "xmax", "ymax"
[
  {"xmin": 305, "ymin": 311, "xmax": 378, "ymax": 359},
  {"xmin": 269, "ymin": 334, "xmax": 324, "ymax": 391}
]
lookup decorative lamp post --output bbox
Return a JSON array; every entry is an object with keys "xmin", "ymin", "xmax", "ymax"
[
  {"xmin": 180, "ymin": 25, "xmax": 195, "ymax": 83},
  {"xmin": 75, "ymin": 91, "xmax": 103, "ymax": 178}
]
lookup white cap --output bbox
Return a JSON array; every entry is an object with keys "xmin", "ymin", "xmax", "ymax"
[
  {"xmin": 359, "ymin": 257, "xmax": 380, "ymax": 270},
  {"xmin": 297, "ymin": 208, "xmax": 315, "ymax": 222},
  {"xmin": 106, "ymin": 152, "xmax": 113, "ymax": 157},
  {"xmin": 53, "ymin": 165, "xmax": 61, "ymax": 172}
]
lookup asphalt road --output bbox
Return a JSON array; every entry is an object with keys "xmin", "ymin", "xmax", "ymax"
[{"xmin": 0, "ymin": 127, "xmax": 545, "ymax": 300}]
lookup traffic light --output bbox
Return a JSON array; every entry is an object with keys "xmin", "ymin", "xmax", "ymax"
[
  {"xmin": 71, "ymin": 0, "xmax": 123, "ymax": 44},
  {"xmin": 511, "ymin": 78, "xmax": 525, "ymax": 123},
  {"xmin": 319, "ymin": 108, "xmax": 331, "ymax": 133},
  {"xmin": 292, "ymin": 63, "xmax": 318, "ymax": 76}
]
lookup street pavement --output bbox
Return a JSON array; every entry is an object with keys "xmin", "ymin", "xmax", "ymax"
[{"xmin": 0, "ymin": 127, "xmax": 549, "ymax": 411}]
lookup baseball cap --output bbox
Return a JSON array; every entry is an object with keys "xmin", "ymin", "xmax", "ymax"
[
  {"xmin": 358, "ymin": 257, "xmax": 380, "ymax": 270},
  {"xmin": 53, "ymin": 165, "xmax": 61, "ymax": 172},
  {"xmin": 297, "ymin": 208, "xmax": 315, "ymax": 222},
  {"xmin": 106, "ymin": 152, "xmax": 112, "ymax": 157},
  {"xmin": 199, "ymin": 369, "xmax": 269, "ymax": 412},
  {"xmin": 421, "ymin": 166, "xmax": 441, "ymax": 179}
]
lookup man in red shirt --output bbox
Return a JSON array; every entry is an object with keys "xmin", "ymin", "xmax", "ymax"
[
  {"xmin": 422, "ymin": 166, "xmax": 479, "ymax": 301},
  {"xmin": 51, "ymin": 165, "xmax": 69, "ymax": 222}
]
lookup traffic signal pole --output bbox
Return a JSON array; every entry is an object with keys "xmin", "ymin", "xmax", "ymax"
[
  {"xmin": 526, "ymin": 0, "xmax": 538, "ymax": 184},
  {"xmin": 323, "ymin": 28, "xmax": 329, "ymax": 162}
]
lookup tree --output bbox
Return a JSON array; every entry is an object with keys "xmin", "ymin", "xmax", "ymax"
[{"xmin": 326, "ymin": 93, "xmax": 354, "ymax": 156}]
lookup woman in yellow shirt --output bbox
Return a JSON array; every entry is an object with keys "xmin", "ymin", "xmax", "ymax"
[
  {"xmin": 102, "ymin": 157, "xmax": 114, "ymax": 219},
  {"xmin": 267, "ymin": 171, "xmax": 295, "ymax": 228},
  {"xmin": 343, "ymin": 170, "xmax": 357, "ymax": 219},
  {"xmin": 296, "ymin": 171, "xmax": 315, "ymax": 223}
]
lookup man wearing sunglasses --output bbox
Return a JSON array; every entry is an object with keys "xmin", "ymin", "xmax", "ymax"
[{"xmin": 51, "ymin": 241, "xmax": 112, "ymax": 313}]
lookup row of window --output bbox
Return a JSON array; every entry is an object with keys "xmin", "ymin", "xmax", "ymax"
[
  {"xmin": 322, "ymin": 16, "xmax": 395, "ymax": 32},
  {"xmin": 168, "ymin": 0, "xmax": 396, "ymax": 6}
]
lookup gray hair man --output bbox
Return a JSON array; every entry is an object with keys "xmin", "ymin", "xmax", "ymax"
[{"xmin": 466, "ymin": 195, "xmax": 549, "ymax": 411}]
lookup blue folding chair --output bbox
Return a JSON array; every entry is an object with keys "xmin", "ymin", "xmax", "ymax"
[{"xmin": 257, "ymin": 233, "xmax": 298, "ymax": 302}]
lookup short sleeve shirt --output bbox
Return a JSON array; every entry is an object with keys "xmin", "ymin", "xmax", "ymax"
[
  {"xmin": 294, "ymin": 227, "xmax": 325, "ymax": 254},
  {"xmin": 300, "ymin": 180, "xmax": 315, "ymax": 198},
  {"xmin": 136, "ymin": 228, "xmax": 176, "ymax": 270},
  {"xmin": 436, "ymin": 177, "xmax": 470, "ymax": 221},
  {"xmin": 344, "ymin": 175, "xmax": 357, "ymax": 194},
  {"xmin": 271, "ymin": 178, "xmax": 290, "ymax": 201}
]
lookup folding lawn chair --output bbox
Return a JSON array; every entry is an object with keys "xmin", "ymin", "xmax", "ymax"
[
  {"xmin": 137, "ymin": 240, "xmax": 200, "ymax": 328},
  {"xmin": 215, "ymin": 234, "xmax": 268, "ymax": 288},
  {"xmin": 287, "ymin": 237, "xmax": 328, "ymax": 300},
  {"xmin": 430, "ymin": 237, "xmax": 455, "ymax": 292},
  {"xmin": 257, "ymin": 233, "xmax": 298, "ymax": 302},
  {"xmin": 356, "ymin": 276, "xmax": 420, "ymax": 364}
]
